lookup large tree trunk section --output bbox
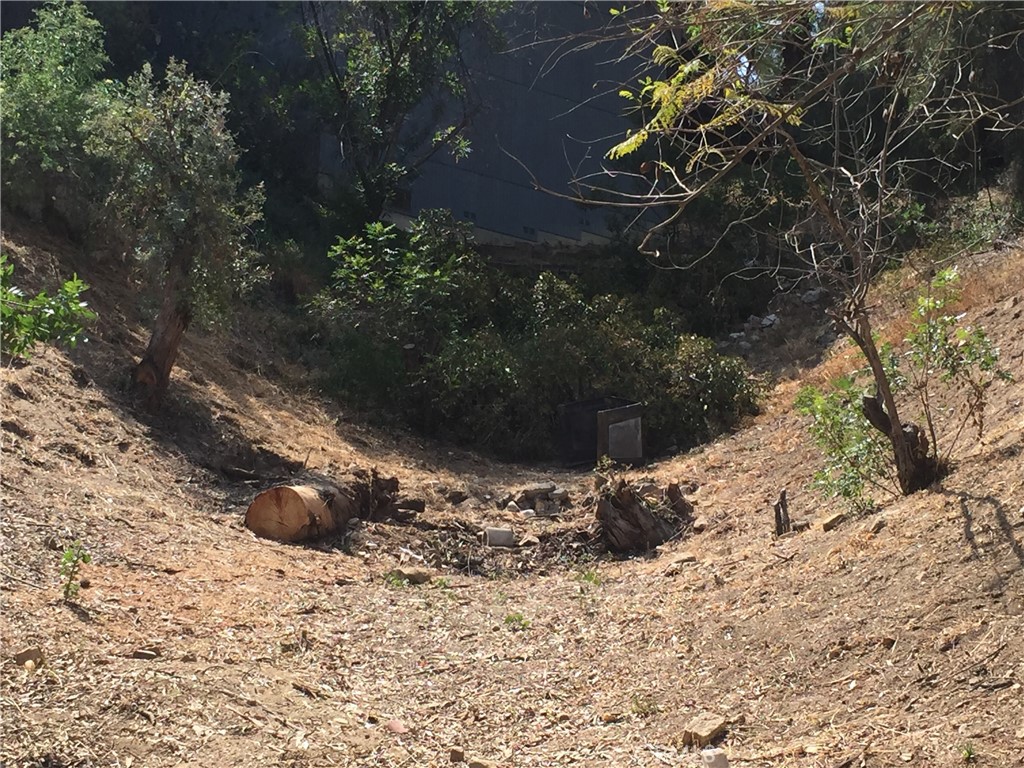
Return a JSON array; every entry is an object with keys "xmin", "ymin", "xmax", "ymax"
[
  {"xmin": 133, "ymin": 251, "xmax": 192, "ymax": 402},
  {"xmin": 596, "ymin": 479, "xmax": 687, "ymax": 553},
  {"xmin": 244, "ymin": 469, "xmax": 403, "ymax": 543},
  {"xmin": 245, "ymin": 485, "xmax": 350, "ymax": 542}
]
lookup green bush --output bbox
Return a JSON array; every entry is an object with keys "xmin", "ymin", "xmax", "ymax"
[
  {"xmin": 795, "ymin": 377, "xmax": 897, "ymax": 513},
  {"xmin": 312, "ymin": 215, "xmax": 758, "ymax": 459},
  {"xmin": 0, "ymin": 0, "xmax": 107, "ymax": 175},
  {"xmin": 1, "ymin": 253, "xmax": 97, "ymax": 359}
]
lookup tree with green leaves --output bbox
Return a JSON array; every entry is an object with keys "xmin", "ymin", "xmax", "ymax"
[
  {"xmin": 581, "ymin": 1, "xmax": 1022, "ymax": 495},
  {"xmin": 84, "ymin": 60, "xmax": 264, "ymax": 401},
  {"xmin": 300, "ymin": 0, "xmax": 506, "ymax": 224},
  {"xmin": 0, "ymin": 0, "xmax": 108, "ymax": 217}
]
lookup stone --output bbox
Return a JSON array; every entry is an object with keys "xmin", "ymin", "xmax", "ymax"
[
  {"xmin": 702, "ymin": 748, "xmax": 730, "ymax": 767},
  {"xmin": 132, "ymin": 647, "xmax": 160, "ymax": 660},
  {"xmin": 866, "ymin": 516, "xmax": 886, "ymax": 535},
  {"xmin": 760, "ymin": 313, "xmax": 778, "ymax": 328},
  {"xmin": 520, "ymin": 482, "xmax": 556, "ymax": 500},
  {"xmin": 822, "ymin": 512, "xmax": 846, "ymax": 532},
  {"xmin": 385, "ymin": 719, "xmax": 409, "ymax": 734},
  {"xmin": 520, "ymin": 508, "xmax": 537, "ymax": 518},
  {"xmin": 467, "ymin": 761, "xmax": 495, "ymax": 768},
  {"xmin": 692, "ymin": 517, "xmax": 708, "ymax": 533},
  {"xmin": 450, "ymin": 747, "xmax": 466, "ymax": 763},
  {"xmin": 387, "ymin": 568, "xmax": 433, "ymax": 585},
  {"xmin": 738, "ymin": 341, "xmax": 752, "ymax": 352},
  {"xmin": 483, "ymin": 527, "xmax": 516, "ymax": 548},
  {"xmin": 682, "ymin": 711, "xmax": 728, "ymax": 747},
  {"xmin": 518, "ymin": 534, "xmax": 540, "ymax": 547},
  {"xmin": 550, "ymin": 488, "xmax": 570, "ymax": 503},
  {"xmin": 791, "ymin": 520, "xmax": 811, "ymax": 533},
  {"xmin": 801, "ymin": 287, "xmax": 824, "ymax": 304},
  {"xmin": 505, "ymin": 501, "xmax": 521, "ymax": 513},
  {"xmin": 14, "ymin": 647, "xmax": 43, "ymax": 668}
]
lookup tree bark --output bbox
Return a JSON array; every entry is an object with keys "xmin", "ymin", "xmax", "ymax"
[
  {"xmin": 596, "ymin": 479, "xmax": 683, "ymax": 553},
  {"xmin": 133, "ymin": 251, "xmax": 191, "ymax": 402},
  {"xmin": 847, "ymin": 312, "xmax": 936, "ymax": 495}
]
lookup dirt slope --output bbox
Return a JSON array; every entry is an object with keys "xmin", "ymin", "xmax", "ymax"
[{"xmin": 2, "ymin": 218, "xmax": 1023, "ymax": 768}]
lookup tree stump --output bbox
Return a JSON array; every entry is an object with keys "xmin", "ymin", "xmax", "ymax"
[{"xmin": 596, "ymin": 479, "xmax": 684, "ymax": 553}]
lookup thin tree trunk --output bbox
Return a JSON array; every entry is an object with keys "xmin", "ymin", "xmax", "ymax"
[
  {"xmin": 847, "ymin": 311, "xmax": 936, "ymax": 495},
  {"xmin": 133, "ymin": 251, "xmax": 192, "ymax": 402}
]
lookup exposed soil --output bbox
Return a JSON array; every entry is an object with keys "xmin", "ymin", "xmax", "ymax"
[{"xmin": 2, "ymin": 217, "xmax": 1023, "ymax": 768}]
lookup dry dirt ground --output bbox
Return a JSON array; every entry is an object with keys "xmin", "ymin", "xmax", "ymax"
[{"xmin": 2, "ymin": 218, "xmax": 1023, "ymax": 768}]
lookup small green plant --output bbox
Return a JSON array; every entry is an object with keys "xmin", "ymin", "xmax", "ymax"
[
  {"xmin": 503, "ymin": 612, "xmax": 531, "ymax": 631},
  {"xmin": 432, "ymin": 576, "xmax": 452, "ymax": 590},
  {"xmin": 902, "ymin": 266, "xmax": 1011, "ymax": 463},
  {"xmin": 630, "ymin": 693, "xmax": 661, "ymax": 718},
  {"xmin": 795, "ymin": 376, "xmax": 898, "ymax": 513},
  {"xmin": 1, "ymin": 254, "xmax": 96, "ymax": 359},
  {"xmin": 960, "ymin": 742, "xmax": 977, "ymax": 764},
  {"xmin": 383, "ymin": 572, "xmax": 409, "ymax": 589},
  {"xmin": 59, "ymin": 541, "xmax": 91, "ymax": 600},
  {"xmin": 575, "ymin": 568, "xmax": 602, "ymax": 587}
]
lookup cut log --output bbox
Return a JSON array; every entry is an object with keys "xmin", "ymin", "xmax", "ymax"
[
  {"xmin": 244, "ymin": 468, "xmax": 403, "ymax": 543},
  {"xmin": 245, "ymin": 485, "xmax": 352, "ymax": 543}
]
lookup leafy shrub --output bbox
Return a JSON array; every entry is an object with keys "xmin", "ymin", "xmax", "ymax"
[
  {"xmin": 1, "ymin": 253, "xmax": 96, "ymax": 359},
  {"xmin": 313, "ymin": 210, "xmax": 486, "ymax": 352},
  {"xmin": 0, "ymin": 0, "xmax": 107, "ymax": 175},
  {"xmin": 795, "ymin": 377, "xmax": 897, "ymax": 513}
]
